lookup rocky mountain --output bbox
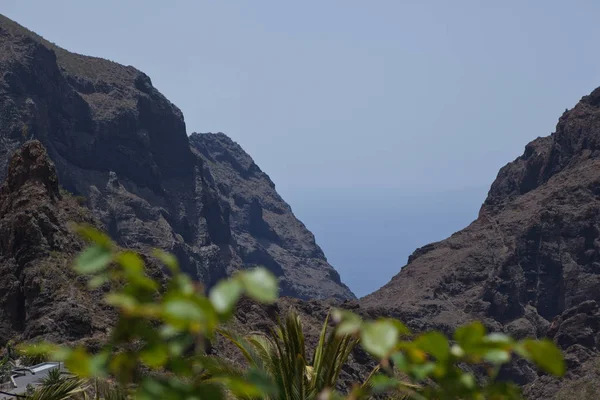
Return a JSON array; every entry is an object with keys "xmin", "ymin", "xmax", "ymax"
[
  {"xmin": 190, "ymin": 132, "xmax": 351, "ymax": 300},
  {"xmin": 362, "ymin": 87, "xmax": 600, "ymax": 397},
  {"xmin": 5, "ymin": 11, "xmax": 600, "ymax": 399},
  {"xmin": 0, "ymin": 140, "xmax": 112, "ymax": 347},
  {"xmin": 0, "ymin": 14, "xmax": 354, "ymax": 306}
]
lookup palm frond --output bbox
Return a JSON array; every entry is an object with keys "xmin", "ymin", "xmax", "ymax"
[
  {"xmin": 195, "ymin": 354, "xmax": 247, "ymax": 382},
  {"xmin": 246, "ymin": 335, "xmax": 277, "ymax": 373},
  {"xmin": 218, "ymin": 328, "xmax": 276, "ymax": 373},
  {"xmin": 26, "ymin": 377, "xmax": 87, "ymax": 400},
  {"xmin": 222, "ymin": 310, "xmax": 362, "ymax": 400},
  {"xmin": 40, "ymin": 368, "xmax": 65, "ymax": 387},
  {"xmin": 308, "ymin": 313, "xmax": 359, "ymax": 397}
]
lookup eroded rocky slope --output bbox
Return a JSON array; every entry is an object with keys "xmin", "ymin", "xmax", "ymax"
[
  {"xmin": 362, "ymin": 88, "xmax": 600, "ymax": 398},
  {"xmin": 0, "ymin": 14, "xmax": 353, "ymax": 302},
  {"xmin": 0, "ymin": 140, "xmax": 112, "ymax": 346},
  {"xmin": 190, "ymin": 132, "xmax": 352, "ymax": 299},
  {"xmin": 4, "ymin": 11, "xmax": 600, "ymax": 399}
]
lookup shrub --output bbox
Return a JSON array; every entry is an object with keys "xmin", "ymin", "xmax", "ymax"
[{"xmin": 19, "ymin": 225, "xmax": 565, "ymax": 399}]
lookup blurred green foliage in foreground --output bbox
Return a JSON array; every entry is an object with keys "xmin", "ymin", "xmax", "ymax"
[{"xmin": 18, "ymin": 225, "xmax": 565, "ymax": 399}]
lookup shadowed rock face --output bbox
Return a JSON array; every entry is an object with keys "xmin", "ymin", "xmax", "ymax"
[
  {"xmin": 362, "ymin": 87, "xmax": 600, "ymax": 398},
  {"xmin": 191, "ymin": 133, "xmax": 354, "ymax": 300},
  {"xmin": 0, "ymin": 14, "xmax": 354, "ymax": 300},
  {"xmin": 8, "ymin": 11, "xmax": 600, "ymax": 399},
  {"xmin": 0, "ymin": 141, "xmax": 112, "ymax": 346}
]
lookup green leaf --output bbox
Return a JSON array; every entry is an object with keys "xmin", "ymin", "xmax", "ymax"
[
  {"xmin": 485, "ymin": 332, "xmax": 513, "ymax": 345},
  {"xmin": 132, "ymin": 275, "xmax": 160, "ymax": 292},
  {"xmin": 195, "ymin": 382, "xmax": 226, "ymax": 400},
  {"xmin": 215, "ymin": 376, "xmax": 266, "ymax": 398},
  {"xmin": 337, "ymin": 320, "xmax": 363, "ymax": 336},
  {"xmin": 17, "ymin": 342, "xmax": 62, "ymax": 358},
  {"xmin": 163, "ymin": 298, "xmax": 205, "ymax": 323},
  {"xmin": 361, "ymin": 320, "xmax": 399, "ymax": 359},
  {"xmin": 109, "ymin": 352, "xmax": 138, "ymax": 383},
  {"xmin": 522, "ymin": 339, "xmax": 565, "ymax": 377},
  {"xmin": 454, "ymin": 321, "xmax": 486, "ymax": 350},
  {"xmin": 170, "ymin": 275, "xmax": 195, "ymax": 296},
  {"xmin": 390, "ymin": 352, "xmax": 408, "ymax": 371},
  {"xmin": 75, "ymin": 245, "xmax": 112, "ymax": 274},
  {"xmin": 484, "ymin": 349, "xmax": 511, "ymax": 364},
  {"xmin": 369, "ymin": 374, "xmax": 401, "ymax": 392},
  {"xmin": 450, "ymin": 344, "xmax": 465, "ymax": 358},
  {"xmin": 153, "ymin": 249, "xmax": 179, "ymax": 273},
  {"xmin": 137, "ymin": 378, "xmax": 168, "ymax": 400},
  {"xmin": 88, "ymin": 352, "xmax": 109, "ymax": 377},
  {"xmin": 141, "ymin": 344, "xmax": 169, "ymax": 368},
  {"xmin": 116, "ymin": 252, "xmax": 158, "ymax": 291},
  {"xmin": 64, "ymin": 347, "xmax": 93, "ymax": 377},
  {"xmin": 73, "ymin": 224, "xmax": 113, "ymax": 248},
  {"xmin": 210, "ymin": 278, "xmax": 243, "ymax": 313},
  {"xmin": 117, "ymin": 251, "xmax": 144, "ymax": 273},
  {"xmin": 159, "ymin": 324, "xmax": 181, "ymax": 339},
  {"xmin": 52, "ymin": 347, "xmax": 73, "ymax": 362},
  {"xmin": 415, "ymin": 331, "xmax": 450, "ymax": 361},
  {"xmin": 410, "ymin": 362, "xmax": 436, "ymax": 381},
  {"xmin": 390, "ymin": 319, "xmax": 411, "ymax": 335},
  {"xmin": 167, "ymin": 336, "xmax": 194, "ymax": 358},
  {"xmin": 460, "ymin": 372, "xmax": 476, "ymax": 389},
  {"xmin": 239, "ymin": 268, "xmax": 278, "ymax": 303},
  {"xmin": 88, "ymin": 274, "xmax": 109, "ymax": 288},
  {"xmin": 332, "ymin": 309, "xmax": 363, "ymax": 335},
  {"xmin": 105, "ymin": 293, "xmax": 138, "ymax": 311}
]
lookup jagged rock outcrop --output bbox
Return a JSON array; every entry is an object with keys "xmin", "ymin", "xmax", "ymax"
[
  {"xmin": 190, "ymin": 133, "xmax": 354, "ymax": 300},
  {"xmin": 0, "ymin": 14, "xmax": 353, "ymax": 300},
  {"xmin": 0, "ymin": 13, "xmax": 234, "ymax": 289},
  {"xmin": 522, "ymin": 300, "xmax": 600, "ymax": 399},
  {"xmin": 362, "ymin": 87, "xmax": 600, "ymax": 398},
  {"xmin": 0, "ymin": 141, "xmax": 111, "ymax": 346},
  {"xmin": 9, "ymin": 10, "xmax": 600, "ymax": 398}
]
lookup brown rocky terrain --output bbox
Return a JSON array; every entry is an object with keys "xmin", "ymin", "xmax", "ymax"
[
  {"xmin": 0, "ymin": 13, "xmax": 354, "ymax": 302},
  {"xmin": 362, "ymin": 88, "xmax": 600, "ymax": 397},
  {"xmin": 190, "ymin": 132, "xmax": 352, "ymax": 299},
  {"xmin": 0, "ymin": 140, "xmax": 111, "ymax": 346},
  {"xmin": 3, "ymin": 11, "xmax": 600, "ymax": 400}
]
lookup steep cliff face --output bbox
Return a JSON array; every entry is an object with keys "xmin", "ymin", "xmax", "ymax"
[
  {"xmin": 190, "ymin": 133, "xmax": 354, "ymax": 300},
  {"xmin": 363, "ymin": 88, "xmax": 600, "ymax": 321},
  {"xmin": 12, "ymin": 10, "xmax": 600, "ymax": 397},
  {"xmin": 362, "ymin": 87, "xmax": 600, "ymax": 397},
  {"xmin": 0, "ymin": 141, "xmax": 112, "ymax": 346},
  {"xmin": 0, "ymin": 14, "xmax": 353, "ymax": 300}
]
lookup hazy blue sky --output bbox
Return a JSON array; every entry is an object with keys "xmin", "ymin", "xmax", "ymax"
[{"xmin": 4, "ymin": 1, "xmax": 600, "ymax": 296}]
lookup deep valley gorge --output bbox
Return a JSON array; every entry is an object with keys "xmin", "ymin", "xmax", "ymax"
[{"xmin": 1, "ymin": 13, "xmax": 600, "ymax": 399}]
